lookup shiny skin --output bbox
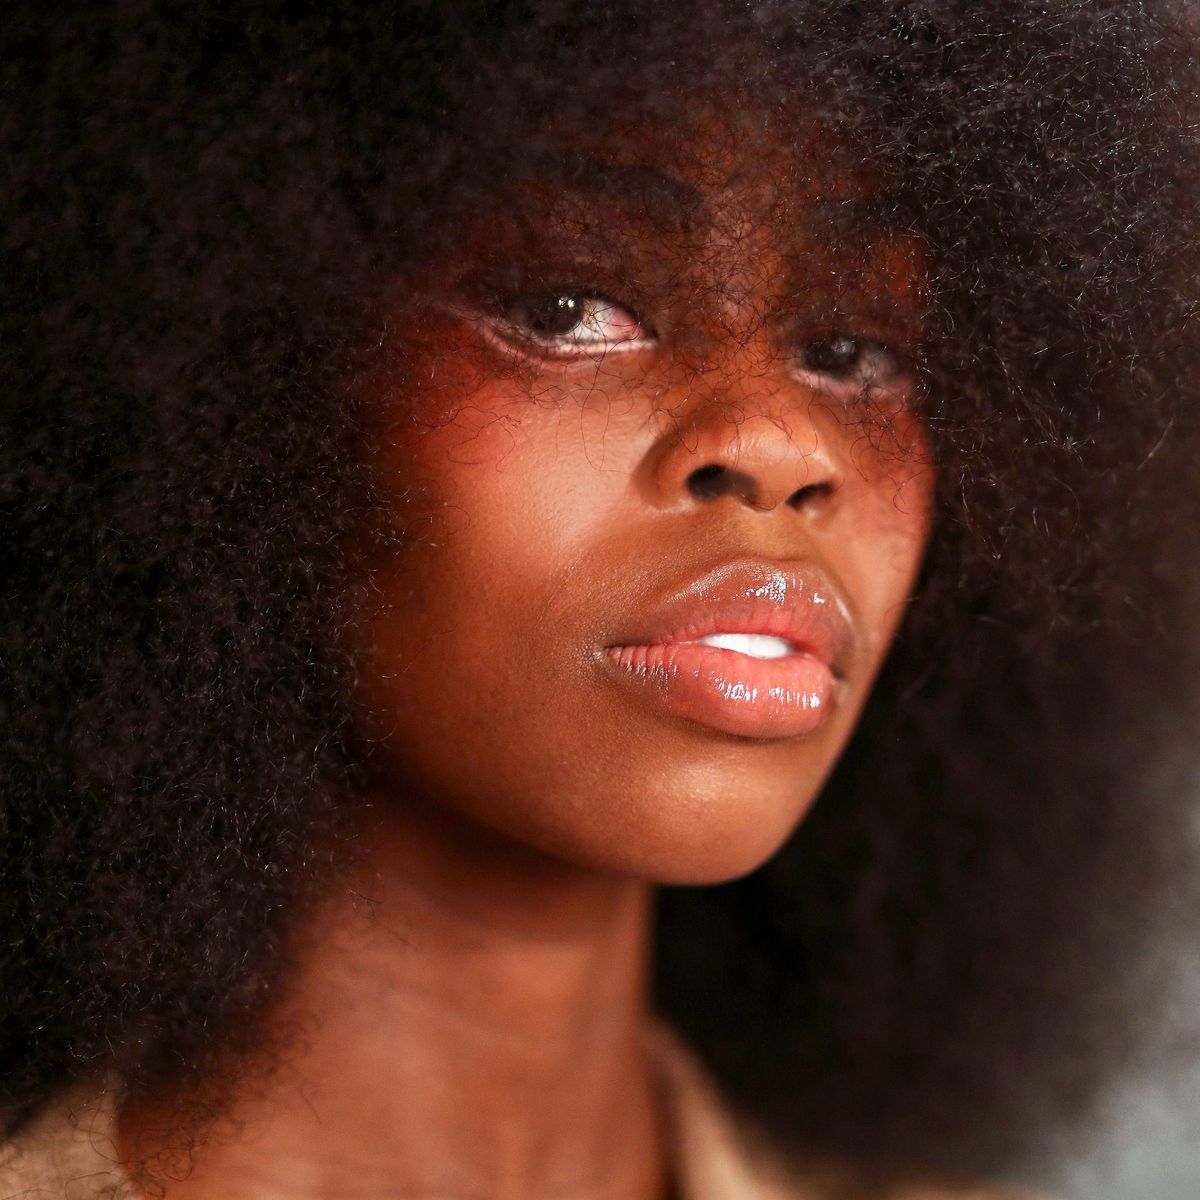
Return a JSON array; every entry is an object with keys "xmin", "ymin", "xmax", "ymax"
[{"xmin": 353, "ymin": 118, "xmax": 933, "ymax": 886}]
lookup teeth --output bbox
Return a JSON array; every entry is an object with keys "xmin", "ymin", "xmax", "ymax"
[{"xmin": 696, "ymin": 633, "xmax": 794, "ymax": 659}]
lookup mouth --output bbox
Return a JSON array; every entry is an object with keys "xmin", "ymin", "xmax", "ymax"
[{"xmin": 602, "ymin": 560, "xmax": 853, "ymax": 740}]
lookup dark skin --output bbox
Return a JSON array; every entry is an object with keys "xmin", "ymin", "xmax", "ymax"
[{"xmin": 122, "ymin": 111, "xmax": 931, "ymax": 1200}]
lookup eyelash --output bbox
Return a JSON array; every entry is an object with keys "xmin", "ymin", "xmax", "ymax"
[
  {"xmin": 792, "ymin": 334, "xmax": 911, "ymax": 401},
  {"xmin": 465, "ymin": 288, "xmax": 911, "ymax": 397},
  {"xmin": 475, "ymin": 289, "xmax": 654, "ymax": 361}
]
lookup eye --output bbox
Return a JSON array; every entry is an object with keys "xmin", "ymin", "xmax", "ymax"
[
  {"xmin": 794, "ymin": 335, "xmax": 911, "ymax": 402},
  {"xmin": 477, "ymin": 290, "xmax": 654, "ymax": 362}
]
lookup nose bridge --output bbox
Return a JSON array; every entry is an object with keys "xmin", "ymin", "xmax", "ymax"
[{"xmin": 646, "ymin": 347, "xmax": 843, "ymax": 513}]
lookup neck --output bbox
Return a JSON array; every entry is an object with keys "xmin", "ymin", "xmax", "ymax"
[{"xmin": 121, "ymin": 794, "xmax": 667, "ymax": 1200}]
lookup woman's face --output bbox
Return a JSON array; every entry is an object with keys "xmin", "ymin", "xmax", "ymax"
[{"xmin": 353, "ymin": 110, "xmax": 932, "ymax": 884}]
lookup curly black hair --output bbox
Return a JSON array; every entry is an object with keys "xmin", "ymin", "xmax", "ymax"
[{"xmin": 3, "ymin": 0, "xmax": 1198, "ymax": 1190}]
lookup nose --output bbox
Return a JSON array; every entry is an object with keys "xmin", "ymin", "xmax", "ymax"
[{"xmin": 641, "ymin": 375, "xmax": 845, "ymax": 514}]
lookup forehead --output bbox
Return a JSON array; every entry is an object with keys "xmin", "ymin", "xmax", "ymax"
[{"xmin": 504, "ymin": 98, "xmax": 878, "ymax": 237}]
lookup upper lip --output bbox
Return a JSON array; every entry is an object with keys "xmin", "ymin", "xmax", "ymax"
[{"xmin": 604, "ymin": 559, "xmax": 855, "ymax": 677}]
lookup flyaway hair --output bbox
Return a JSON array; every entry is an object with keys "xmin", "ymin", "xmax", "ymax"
[{"xmin": 2, "ymin": 1, "xmax": 1199, "ymax": 1190}]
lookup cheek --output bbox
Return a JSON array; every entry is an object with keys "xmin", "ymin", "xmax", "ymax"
[
  {"xmin": 351, "ymin": 374, "xmax": 934, "ymax": 886},
  {"xmin": 354, "ymin": 382, "xmax": 683, "ymax": 868},
  {"xmin": 375, "ymin": 342, "xmax": 651, "ymax": 535},
  {"xmin": 842, "ymin": 412, "xmax": 934, "ymax": 658},
  {"xmin": 352, "ymin": 472, "xmax": 817, "ymax": 882}
]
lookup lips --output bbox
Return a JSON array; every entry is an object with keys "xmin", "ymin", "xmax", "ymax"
[{"xmin": 602, "ymin": 561, "xmax": 853, "ymax": 740}]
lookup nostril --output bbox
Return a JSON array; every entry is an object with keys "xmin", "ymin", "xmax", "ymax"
[
  {"xmin": 686, "ymin": 465, "xmax": 826, "ymax": 509},
  {"xmin": 686, "ymin": 463, "xmax": 730, "ymax": 500},
  {"xmin": 786, "ymin": 482, "xmax": 831, "ymax": 509}
]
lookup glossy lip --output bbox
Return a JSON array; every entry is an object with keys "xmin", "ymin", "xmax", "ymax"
[{"xmin": 601, "ymin": 560, "xmax": 855, "ymax": 740}]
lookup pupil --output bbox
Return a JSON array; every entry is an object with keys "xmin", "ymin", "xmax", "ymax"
[
  {"xmin": 523, "ymin": 293, "xmax": 583, "ymax": 337},
  {"xmin": 807, "ymin": 335, "xmax": 861, "ymax": 373}
]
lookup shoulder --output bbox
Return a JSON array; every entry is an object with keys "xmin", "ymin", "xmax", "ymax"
[
  {"xmin": 3, "ymin": 1038, "xmax": 1053, "ymax": 1200},
  {"xmin": 0, "ymin": 1085, "xmax": 129, "ymax": 1200},
  {"xmin": 646, "ymin": 1021, "xmax": 1054, "ymax": 1200}
]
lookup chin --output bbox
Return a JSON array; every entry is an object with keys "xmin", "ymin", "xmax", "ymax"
[
  {"xmin": 511, "ymin": 754, "xmax": 827, "ymax": 887},
  {"xmin": 603, "ymin": 725, "xmax": 842, "ymax": 885},
  {"xmin": 361, "ymin": 687, "xmax": 845, "ymax": 888}
]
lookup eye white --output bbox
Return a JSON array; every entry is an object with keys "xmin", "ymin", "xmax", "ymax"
[
  {"xmin": 793, "ymin": 336, "xmax": 907, "ymax": 395},
  {"xmin": 552, "ymin": 298, "xmax": 644, "ymax": 347},
  {"xmin": 478, "ymin": 292, "xmax": 652, "ymax": 361}
]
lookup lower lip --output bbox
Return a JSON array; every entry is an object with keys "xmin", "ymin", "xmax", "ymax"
[{"xmin": 604, "ymin": 642, "xmax": 836, "ymax": 739}]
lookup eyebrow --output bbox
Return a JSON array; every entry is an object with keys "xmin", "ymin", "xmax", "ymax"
[
  {"xmin": 514, "ymin": 152, "xmax": 708, "ymax": 230},
  {"xmin": 506, "ymin": 151, "xmax": 909, "ymax": 264}
]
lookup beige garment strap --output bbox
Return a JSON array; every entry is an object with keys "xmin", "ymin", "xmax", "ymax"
[
  {"xmin": 645, "ymin": 1022, "xmax": 823, "ymax": 1200},
  {"xmin": 644, "ymin": 1023, "xmax": 1053, "ymax": 1200}
]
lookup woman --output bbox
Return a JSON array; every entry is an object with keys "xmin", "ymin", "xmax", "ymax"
[{"xmin": 3, "ymin": 1, "xmax": 1198, "ymax": 1197}]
